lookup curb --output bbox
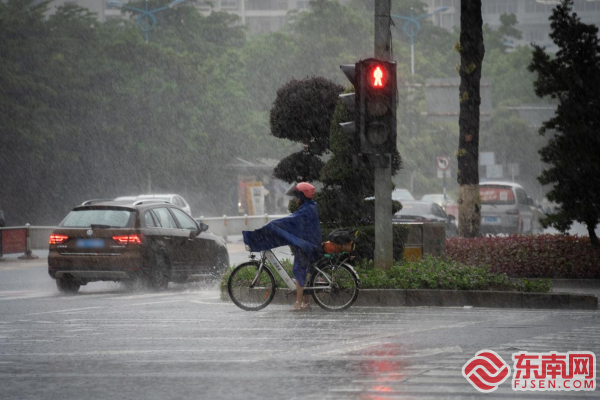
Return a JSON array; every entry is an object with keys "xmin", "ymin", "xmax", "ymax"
[
  {"xmin": 509, "ymin": 278, "xmax": 600, "ymax": 289},
  {"xmin": 220, "ymin": 288, "xmax": 598, "ymax": 310}
]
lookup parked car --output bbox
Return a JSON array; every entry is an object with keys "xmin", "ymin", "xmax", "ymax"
[
  {"xmin": 391, "ymin": 188, "xmax": 415, "ymax": 201},
  {"xmin": 48, "ymin": 199, "xmax": 229, "ymax": 294},
  {"xmin": 421, "ymin": 193, "xmax": 458, "ymax": 222},
  {"xmin": 392, "ymin": 200, "xmax": 457, "ymax": 238},
  {"xmin": 479, "ymin": 181, "xmax": 534, "ymax": 235},
  {"xmin": 115, "ymin": 194, "xmax": 192, "ymax": 216},
  {"xmin": 365, "ymin": 188, "xmax": 414, "ymax": 204}
]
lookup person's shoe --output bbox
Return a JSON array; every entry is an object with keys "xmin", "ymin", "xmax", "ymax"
[
  {"xmin": 290, "ymin": 301, "xmax": 302, "ymax": 312},
  {"xmin": 300, "ymin": 302, "xmax": 312, "ymax": 312}
]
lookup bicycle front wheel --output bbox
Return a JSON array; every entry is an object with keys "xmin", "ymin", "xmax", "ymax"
[
  {"xmin": 227, "ymin": 261, "xmax": 276, "ymax": 311},
  {"xmin": 310, "ymin": 262, "xmax": 359, "ymax": 311}
]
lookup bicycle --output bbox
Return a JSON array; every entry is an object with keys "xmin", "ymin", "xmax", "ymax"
[{"xmin": 227, "ymin": 247, "xmax": 360, "ymax": 312}]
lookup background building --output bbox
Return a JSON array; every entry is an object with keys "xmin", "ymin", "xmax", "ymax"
[
  {"xmin": 424, "ymin": 0, "xmax": 600, "ymax": 50},
  {"xmin": 42, "ymin": 0, "xmax": 318, "ymax": 34},
  {"xmin": 40, "ymin": 0, "xmax": 120, "ymax": 21}
]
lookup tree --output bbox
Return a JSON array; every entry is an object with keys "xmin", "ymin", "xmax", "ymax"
[
  {"xmin": 0, "ymin": 1, "xmax": 266, "ymax": 224},
  {"xmin": 456, "ymin": 0, "xmax": 485, "ymax": 237},
  {"xmin": 528, "ymin": 0, "xmax": 600, "ymax": 246},
  {"xmin": 318, "ymin": 90, "xmax": 401, "ymax": 228},
  {"xmin": 270, "ymin": 77, "xmax": 343, "ymax": 183}
]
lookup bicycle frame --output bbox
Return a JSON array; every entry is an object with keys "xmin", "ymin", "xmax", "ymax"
[{"xmin": 255, "ymin": 250, "xmax": 349, "ymax": 292}]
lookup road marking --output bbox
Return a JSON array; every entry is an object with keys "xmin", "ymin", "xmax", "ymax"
[
  {"xmin": 26, "ymin": 306, "xmax": 103, "ymax": 316},
  {"xmin": 128, "ymin": 300, "xmax": 186, "ymax": 306}
]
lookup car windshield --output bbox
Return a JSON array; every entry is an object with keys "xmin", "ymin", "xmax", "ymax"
[
  {"xmin": 61, "ymin": 209, "xmax": 134, "ymax": 228},
  {"xmin": 395, "ymin": 203, "xmax": 431, "ymax": 217},
  {"xmin": 392, "ymin": 189, "xmax": 414, "ymax": 201},
  {"xmin": 480, "ymin": 185, "xmax": 516, "ymax": 205}
]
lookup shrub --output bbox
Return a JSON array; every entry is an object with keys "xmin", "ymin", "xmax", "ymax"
[
  {"xmin": 447, "ymin": 234, "xmax": 600, "ymax": 279},
  {"xmin": 355, "ymin": 256, "xmax": 550, "ymax": 292}
]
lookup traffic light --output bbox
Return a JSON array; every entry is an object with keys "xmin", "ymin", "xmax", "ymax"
[{"xmin": 358, "ymin": 59, "xmax": 397, "ymax": 155}]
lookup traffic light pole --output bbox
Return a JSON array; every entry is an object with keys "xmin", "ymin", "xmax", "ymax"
[{"xmin": 374, "ymin": 0, "xmax": 393, "ymax": 270}]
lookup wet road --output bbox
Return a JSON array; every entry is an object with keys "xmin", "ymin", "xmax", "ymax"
[{"xmin": 0, "ymin": 253, "xmax": 599, "ymax": 399}]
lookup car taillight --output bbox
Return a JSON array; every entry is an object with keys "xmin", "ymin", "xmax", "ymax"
[
  {"xmin": 506, "ymin": 209, "xmax": 519, "ymax": 215},
  {"xmin": 49, "ymin": 234, "xmax": 69, "ymax": 244},
  {"xmin": 112, "ymin": 234, "xmax": 145, "ymax": 244}
]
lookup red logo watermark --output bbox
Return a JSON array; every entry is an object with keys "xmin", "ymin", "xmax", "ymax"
[
  {"xmin": 462, "ymin": 350, "xmax": 596, "ymax": 393},
  {"xmin": 462, "ymin": 350, "xmax": 511, "ymax": 393},
  {"xmin": 512, "ymin": 351, "xmax": 596, "ymax": 391}
]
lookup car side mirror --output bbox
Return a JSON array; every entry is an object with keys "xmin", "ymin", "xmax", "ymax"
[
  {"xmin": 448, "ymin": 214, "xmax": 456, "ymax": 221},
  {"xmin": 199, "ymin": 222, "xmax": 209, "ymax": 232},
  {"xmin": 527, "ymin": 197, "xmax": 534, "ymax": 206}
]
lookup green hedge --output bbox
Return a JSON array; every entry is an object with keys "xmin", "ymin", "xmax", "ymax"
[
  {"xmin": 321, "ymin": 224, "xmax": 410, "ymax": 262},
  {"xmin": 356, "ymin": 256, "xmax": 552, "ymax": 292}
]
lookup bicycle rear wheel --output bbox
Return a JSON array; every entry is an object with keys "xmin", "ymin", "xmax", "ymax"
[
  {"xmin": 310, "ymin": 262, "xmax": 359, "ymax": 311},
  {"xmin": 227, "ymin": 261, "xmax": 276, "ymax": 311}
]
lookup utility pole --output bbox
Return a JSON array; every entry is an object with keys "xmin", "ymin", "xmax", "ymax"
[{"xmin": 374, "ymin": 0, "xmax": 393, "ymax": 270}]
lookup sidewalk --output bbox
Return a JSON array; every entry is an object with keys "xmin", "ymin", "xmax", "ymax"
[{"xmin": 550, "ymin": 279, "xmax": 600, "ymax": 298}]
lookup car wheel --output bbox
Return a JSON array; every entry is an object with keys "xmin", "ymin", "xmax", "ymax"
[
  {"xmin": 148, "ymin": 253, "xmax": 170, "ymax": 290},
  {"xmin": 56, "ymin": 277, "xmax": 80, "ymax": 294}
]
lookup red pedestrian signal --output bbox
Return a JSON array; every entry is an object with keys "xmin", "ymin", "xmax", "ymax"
[{"xmin": 373, "ymin": 66, "xmax": 384, "ymax": 88}]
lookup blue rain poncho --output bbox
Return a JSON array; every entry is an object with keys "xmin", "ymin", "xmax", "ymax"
[{"xmin": 242, "ymin": 200, "xmax": 322, "ymax": 286}]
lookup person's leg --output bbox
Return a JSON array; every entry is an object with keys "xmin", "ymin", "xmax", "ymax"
[
  {"xmin": 291, "ymin": 281, "xmax": 304, "ymax": 310},
  {"xmin": 291, "ymin": 249, "xmax": 310, "ymax": 311}
]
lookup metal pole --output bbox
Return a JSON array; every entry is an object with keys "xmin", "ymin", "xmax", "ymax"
[
  {"xmin": 374, "ymin": 0, "xmax": 393, "ymax": 270},
  {"xmin": 18, "ymin": 223, "xmax": 39, "ymax": 260},
  {"xmin": 410, "ymin": 40, "xmax": 415, "ymax": 75},
  {"xmin": 443, "ymin": 172, "xmax": 447, "ymax": 203},
  {"xmin": 145, "ymin": 0, "xmax": 150, "ymax": 42}
]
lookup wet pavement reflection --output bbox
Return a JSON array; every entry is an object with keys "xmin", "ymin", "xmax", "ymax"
[{"xmin": 0, "ymin": 261, "xmax": 599, "ymax": 399}]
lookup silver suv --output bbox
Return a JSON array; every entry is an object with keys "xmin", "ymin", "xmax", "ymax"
[{"xmin": 480, "ymin": 182, "xmax": 534, "ymax": 235}]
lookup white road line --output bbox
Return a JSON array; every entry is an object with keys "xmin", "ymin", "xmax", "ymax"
[
  {"xmin": 26, "ymin": 306, "xmax": 103, "ymax": 316},
  {"xmin": 128, "ymin": 300, "xmax": 186, "ymax": 306}
]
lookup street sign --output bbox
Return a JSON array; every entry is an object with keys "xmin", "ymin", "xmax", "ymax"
[
  {"xmin": 437, "ymin": 170, "xmax": 451, "ymax": 178},
  {"xmin": 436, "ymin": 156, "xmax": 450, "ymax": 171}
]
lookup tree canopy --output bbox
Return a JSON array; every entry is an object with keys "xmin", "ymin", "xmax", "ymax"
[
  {"xmin": 0, "ymin": 0, "xmax": 558, "ymax": 226},
  {"xmin": 528, "ymin": 0, "xmax": 600, "ymax": 246}
]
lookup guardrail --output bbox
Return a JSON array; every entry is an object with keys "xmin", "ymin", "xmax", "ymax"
[{"xmin": 197, "ymin": 214, "xmax": 287, "ymax": 240}]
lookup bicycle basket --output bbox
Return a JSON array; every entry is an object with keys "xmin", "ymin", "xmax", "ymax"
[{"xmin": 327, "ymin": 229, "xmax": 358, "ymax": 245}]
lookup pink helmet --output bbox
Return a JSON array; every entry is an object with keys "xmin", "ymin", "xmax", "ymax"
[{"xmin": 286, "ymin": 182, "xmax": 315, "ymax": 199}]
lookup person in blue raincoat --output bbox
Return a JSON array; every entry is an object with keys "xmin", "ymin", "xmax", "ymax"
[{"xmin": 242, "ymin": 182, "xmax": 321, "ymax": 311}]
